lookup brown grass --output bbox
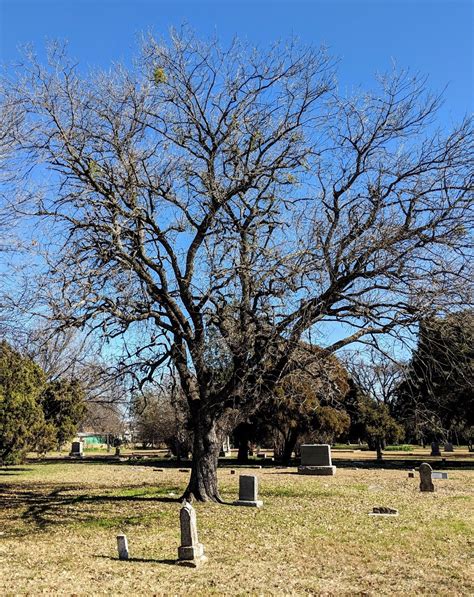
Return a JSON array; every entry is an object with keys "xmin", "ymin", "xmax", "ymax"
[{"xmin": 0, "ymin": 462, "xmax": 473, "ymax": 595}]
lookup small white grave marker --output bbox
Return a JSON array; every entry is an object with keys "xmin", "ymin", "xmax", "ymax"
[{"xmin": 116, "ymin": 534, "xmax": 129, "ymax": 560}]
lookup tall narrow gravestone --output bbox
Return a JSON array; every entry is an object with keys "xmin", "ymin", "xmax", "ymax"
[
  {"xmin": 219, "ymin": 435, "xmax": 231, "ymax": 457},
  {"xmin": 177, "ymin": 501, "xmax": 208, "ymax": 567},
  {"xmin": 116, "ymin": 534, "xmax": 129, "ymax": 560},
  {"xmin": 419, "ymin": 462, "xmax": 435, "ymax": 492},
  {"xmin": 298, "ymin": 444, "xmax": 336, "ymax": 476},
  {"xmin": 233, "ymin": 475, "xmax": 263, "ymax": 507},
  {"xmin": 430, "ymin": 442, "xmax": 441, "ymax": 456}
]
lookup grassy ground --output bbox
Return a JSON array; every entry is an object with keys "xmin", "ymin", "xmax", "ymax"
[{"xmin": 1, "ymin": 462, "xmax": 473, "ymax": 595}]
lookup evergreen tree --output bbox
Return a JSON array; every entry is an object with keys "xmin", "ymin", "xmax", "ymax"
[
  {"xmin": 0, "ymin": 341, "xmax": 86, "ymax": 462},
  {"xmin": 395, "ymin": 311, "xmax": 474, "ymax": 443},
  {"xmin": 0, "ymin": 342, "xmax": 46, "ymax": 463}
]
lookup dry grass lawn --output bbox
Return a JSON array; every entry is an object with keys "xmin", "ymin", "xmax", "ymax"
[{"xmin": 0, "ymin": 462, "xmax": 473, "ymax": 595}]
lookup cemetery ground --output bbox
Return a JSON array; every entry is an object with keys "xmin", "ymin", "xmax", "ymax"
[{"xmin": 1, "ymin": 455, "xmax": 473, "ymax": 595}]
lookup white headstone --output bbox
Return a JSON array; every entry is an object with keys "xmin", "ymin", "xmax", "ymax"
[
  {"xmin": 116, "ymin": 534, "xmax": 129, "ymax": 560},
  {"xmin": 177, "ymin": 501, "xmax": 207, "ymax": 567},
  {"xmin": 220, "ymin": 435, "xmax": 231, "ymax": 456}
]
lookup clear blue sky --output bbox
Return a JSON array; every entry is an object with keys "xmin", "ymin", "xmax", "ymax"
[{"xmin": 1, "ymin": 0, "xmax": 472, "ymax": 124}]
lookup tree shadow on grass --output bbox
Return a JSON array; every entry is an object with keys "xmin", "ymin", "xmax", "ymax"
[
  {"xmin": 95, "ymin": 554, "xmax": 177, "ymax": 565},
  {"xmin": 0, "ymin": 484, "xmax": 181, "ymax": 532},
  {"xmin": 0, "ymin": 468, "xmax": 32, "ymax": 476}
]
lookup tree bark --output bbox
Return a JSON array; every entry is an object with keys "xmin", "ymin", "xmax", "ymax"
[
  {"xmin": 235, "ymin": 423, "xmax": 251, "ymax": 464},
  {"xmin": 182, "ymin": 409, "xmax": 223, "ymax": 502},
  {"xmin": 281, "ymin": 427, "xmax": 299, "ymax": 464},
  {"xmin": 376, "ymin": 439, "xmax": 383, "ymax": 461}
]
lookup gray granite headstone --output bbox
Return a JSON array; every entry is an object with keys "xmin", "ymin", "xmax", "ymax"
[
  {"xmin": 298, "ymin": 444, "xmax": 336, "ymax": 475},
  {"xmin": 444, "ymin": 442, "xmax": 454, "ymax": 452},
  {"xmin": 419, "ymin": 462, "xmax": 435, "ymax": 492},
  {"xmin": 233, "ymin": 474, "xmax": 263, "ymax": 507},
  {"xmin": 430, "ymin": 442, "xmax": 441, "ymax": 456},
  {"xmin": 432, "ymin": 471, "xmax": 448, "ymax": 479},
  {"xmin": 301, "ymin": 444, "xmax": 332, "ymax": 466},
  {"xmin": 69, "ymin": 441, "xmax": 84, "ymax": 458},
  {"xmin": 177, "ymin": 501, "xmax": 207, "ymax": 567}
]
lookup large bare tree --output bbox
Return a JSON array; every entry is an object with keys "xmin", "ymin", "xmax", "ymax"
[{"xmin": 2, "ymin": 31, "xmax": 472, "ymax": 500}]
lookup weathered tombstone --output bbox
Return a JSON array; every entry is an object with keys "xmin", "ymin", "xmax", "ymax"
[
  {"xmin": 432, "ymin": 471, "xmax": 448, "ymax": 480},
  {"xmin": 419, "ymin": 462, "xmax": 435, "ymax": 492},
  {"xmin": 233, "ymin": 474, "xmax": 263, "ymax": 507},
  {"xmin": 219, "ymin": 436, "xmax": 231, "ymax": 457},
  {"xmin": 298, "ymin": 444, "xmax": 336, "ymax": 476},
  {"xmin": 69, "ymin": 441, "xmax": 84, "ymax": 458},
  {"xmin": 444, "ymin": 442, "xmax": 454, "ymax": 453},
  {"xmin": 115, "ymin": 446, "xmax": 121, "ymax": 457},
  {"xmin": 430, "ymin": 442, "xmax": 441, "ymax": 456},
  {"xmin": 116, "ymin": 534, "xmax": 129, "ymax": 560},
  {"xmin": 177, "ymin": 501, "xmax": 208, "ymax": 567}
]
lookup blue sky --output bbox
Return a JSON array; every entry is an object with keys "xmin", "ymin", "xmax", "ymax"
[{"xmin": 1, "ymin": 0, "xmax": 472, "ymax": 124}]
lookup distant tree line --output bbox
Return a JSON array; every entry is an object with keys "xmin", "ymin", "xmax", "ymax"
[
  {"xmin": 130, "ymin": 310, "xmax": 473, "ymax": 460},
  {"xmin": 1, "ymin": 309, "xmax": 472, "ymax": 464}
]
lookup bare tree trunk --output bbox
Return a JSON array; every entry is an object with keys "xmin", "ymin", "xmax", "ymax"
[
  {"xmin": 376, "ymin": 439, "xmax": 383, "ymax": 461},
  {"xmin": 281, "ymin": 427, "xmax": 299, "ymax": 464},
  {"xmin": 237, "ymin": 438, "xmax": 249, "ymax": 463},
  {"xmin": 182, "ymin": 410, "xmax": 223, "ymax": 502},
  {"xmin": 235, "ymin": 423, "xmax": 251, "ymax": 464}
]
